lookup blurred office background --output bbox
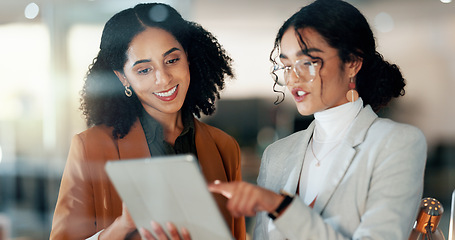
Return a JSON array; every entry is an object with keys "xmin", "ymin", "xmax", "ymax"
[{"xmin": 0, "ymin": 0, "xmax": 454, "ymax": 239}]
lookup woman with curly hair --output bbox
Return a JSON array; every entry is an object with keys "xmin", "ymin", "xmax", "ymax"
[
  {"xmin": 50, "ymin": 3, "xmax": 245, "ymax": 240},
  {"xmin": 209, "ymin": 0, "xmax": 427, "ymax": 239}
]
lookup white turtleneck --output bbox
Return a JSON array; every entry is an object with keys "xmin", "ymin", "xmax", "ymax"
[{"xmin": 299, "ymin": 98, "xmax": 363, "ymax": 206}]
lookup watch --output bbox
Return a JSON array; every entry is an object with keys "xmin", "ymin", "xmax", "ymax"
[{"xmin": 268, "ymin": 190, "xmax": 295, "ymax": 220}]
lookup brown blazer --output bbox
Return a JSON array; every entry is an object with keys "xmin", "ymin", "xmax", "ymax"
[{"xmin": 50, "ymin": 119, "xmax": 246, "ymax": 240}]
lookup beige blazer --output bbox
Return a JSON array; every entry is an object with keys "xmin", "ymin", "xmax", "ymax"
[
  {"xmin": 254, "ymin": 105, "xmax": 427, "ymax": 240},
  {"xmin": 50, "ymin": 119, "xmax": 246, "ymax": 240}
]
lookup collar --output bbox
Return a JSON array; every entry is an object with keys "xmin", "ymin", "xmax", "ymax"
[
  {"xmin": 313, "ymin": 98, "xmax": 363, "ymax": 142},
  {"xmin": 138, "ymin": 107, "xmax": 195, "ymax": 145}
]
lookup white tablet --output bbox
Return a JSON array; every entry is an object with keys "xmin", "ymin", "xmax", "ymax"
[{"xmin": 105, "ymin": 154, "xmax": 233, "ymax": 240}]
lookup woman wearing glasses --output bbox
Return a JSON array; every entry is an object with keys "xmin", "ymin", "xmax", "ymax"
[
  {"xmin": 209, "ymin": 0, "xmax": 427, "ymax": 239},
  {"xmin": 50, "ymin": 3, "xmax": 245, "ymax": 240}
]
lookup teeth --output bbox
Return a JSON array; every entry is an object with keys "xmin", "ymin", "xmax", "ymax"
[
  {"xmin": 154, "ymin": 86, "xmax": 177, "ymax": 97},
  {"xmin": 297, "ymin": 91, "xmax": 305, "ymax": 96}
]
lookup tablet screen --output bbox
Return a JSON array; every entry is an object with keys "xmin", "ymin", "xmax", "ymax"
[{"xmin": 105, "ymin": 154, "xmax": 233, "ymax": 240}]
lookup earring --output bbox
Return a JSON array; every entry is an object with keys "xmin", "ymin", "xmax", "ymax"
[
  {"xmin": 346, "ymin": 77, "xmax": 359, "ymax": 102},
  {"xmin": 124, "ymin": 85, "xmax": 132, "ymax": 97}
]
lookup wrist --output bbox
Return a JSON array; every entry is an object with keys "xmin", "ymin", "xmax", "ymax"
[{"xmin": 268, "ymin": 190, "xmax": 294, "ymax": 220}]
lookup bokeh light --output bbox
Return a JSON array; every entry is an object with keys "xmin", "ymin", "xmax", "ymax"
[
  {"xmin": 374, "ymin": 12, "xmax": 395, "ymax": 33},
  {"xmin": 24, "ymin": 2, "xmax": 39, "ymax": 20}
]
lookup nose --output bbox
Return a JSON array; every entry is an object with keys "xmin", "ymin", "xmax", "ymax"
[
  {"xmin": 154, "ymin": 67, "xmax": 172, "ymax": 85},
  {"xmin": 286, "ymin": 68, "xmax": 300, "ymax": 85}
]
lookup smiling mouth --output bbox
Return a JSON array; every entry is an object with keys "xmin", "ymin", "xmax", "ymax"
[{"xmin": 154, "ymin": 85, "xmax": 178, "ymax": 97}]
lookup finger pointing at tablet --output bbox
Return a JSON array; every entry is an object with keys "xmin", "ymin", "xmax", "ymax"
[
  {"xmin": 208, "ymin": 180, "xmax": 234, "ymax": 199},
  {"xmin": 208, "ymin": 181, "xmax": 286, "ymax": 218}
]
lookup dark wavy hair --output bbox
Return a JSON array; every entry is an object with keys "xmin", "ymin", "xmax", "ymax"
[
  {"xmin": 270, "ymin": 0, "xmax": 405, "ymax": 112},
  {"xmin": 80, "ymin": 3, "xmax": 233, "ymax": 138}
]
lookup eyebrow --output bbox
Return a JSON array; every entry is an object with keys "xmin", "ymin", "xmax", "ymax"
[
  {"xmin": 163, "ymin": 47, "xmax": 181, "ymax": 57},
  {"xmin": 279, "ymin": 48, "xmax": 322, "ymax": 59},
  {"xmin": 131, "ymin": 47, "xmax": 182, "ymax": 67},
  {"xmin": 132, "ymin": 59, "xmax": 151, "ymax": 67}
]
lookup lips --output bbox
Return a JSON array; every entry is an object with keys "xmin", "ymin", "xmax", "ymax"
[
  {"xmin": 291, "ymin": 87, "xmax": 308, "ymax": 102},
  {"xmin": 153, "ymin": 85, "xmax": 179, "ymax": 101}
]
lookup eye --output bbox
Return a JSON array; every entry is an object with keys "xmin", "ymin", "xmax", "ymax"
[
  {"xmin": 312, "ymin": 59, "xmax": 321, "ymax": 66},
  {"xmin": 166, "ymin": 57, "xmax": 180, "ymax": 64},
  {"xmin": 137, "ymin": 68, "xmax": 152, "ymax": 75},
  {"xmin": 302, "ymin": 61, "xmax": 313, "ymax": 66}
]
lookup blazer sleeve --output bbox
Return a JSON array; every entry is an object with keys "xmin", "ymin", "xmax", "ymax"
[
  {"xmin": 264, "ymin": 124, "xmax": 427, "ymax": 240},
  {"xmin": 50, "ymin": 134, "xmax": 97, "ymax": 240}
]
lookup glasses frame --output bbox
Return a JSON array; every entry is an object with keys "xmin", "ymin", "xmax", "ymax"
[{"xmin": 270, "ymin": 58, "xmax": 321, "ymax": 86}]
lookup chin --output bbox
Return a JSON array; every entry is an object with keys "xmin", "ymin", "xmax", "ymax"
[{"xmin": 297, "ymin": 107, "xmax": 314, "ymax": 116}]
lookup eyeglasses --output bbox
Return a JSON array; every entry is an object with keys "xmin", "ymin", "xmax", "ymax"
[{"xmin": 270, "ymin": 58, "xmax": 322, "ymax": 86}]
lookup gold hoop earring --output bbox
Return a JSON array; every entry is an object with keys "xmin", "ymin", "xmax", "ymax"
[
  {"xmin": 346, "ymin": 77, "xmax": 359, "ymax": 102},
  {"xmin": 124, "ymin": 86, "xmax": 132, "ymax": 97}
]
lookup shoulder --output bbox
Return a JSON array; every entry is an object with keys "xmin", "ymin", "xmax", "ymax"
[
  {"xmin": 71, "ymin": 124, "xmax": 118, "ymax": 159},
  {"xmin": 77, "ymin": 124, "xmax": 115, "ymax": 145},
  {"xmin": 369, "ymin": 118, "xmax": 426, "ymax": 144},
  {"xmin": 360, "ymin": 117, "xmax": 427, "ymax": 169},
  {"xmin": 273, "ymin": 130, "xmax": 308, "ymax": 145},
  {"xmin": 265, "ymin": 129, "xmax": 309, "ymax": 154},
  {"xmin": 352, "ymin": 105, "xmax": 426, "ymax": 148}
]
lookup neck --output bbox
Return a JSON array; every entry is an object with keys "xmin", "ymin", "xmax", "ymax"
[
  {"xmin": 313, "ymin": 98, "xmax": 363, "ymax": 142},
  {"xmin": 144, "ymin": 108, "xmax": 184, "ymax": 145}
]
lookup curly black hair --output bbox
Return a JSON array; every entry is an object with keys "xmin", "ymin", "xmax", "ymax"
[
  {"xmin": 80, "ymin": 3, "xmax": 233, "ymax": 138},
  {"xmin": 270, "ymin": 0, "xmax": 405, "ymax": 112}
]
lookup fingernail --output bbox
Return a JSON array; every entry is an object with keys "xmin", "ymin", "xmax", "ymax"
[
  {"xmin": 166, "ymin": 222, "xmax": 173, "ymax": 228},
  {"xmin": 151, "ymin": 221, "xmax": 159, "ymax": 230}
]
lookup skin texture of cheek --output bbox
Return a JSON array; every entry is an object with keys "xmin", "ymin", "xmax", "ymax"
[
  {"xmin": 321, "ymin": 78, "xmax": 350, "ymax": 107},
  {"xmin": 291, "ymin": 74, "xmax": 350, "ymax": 116}
]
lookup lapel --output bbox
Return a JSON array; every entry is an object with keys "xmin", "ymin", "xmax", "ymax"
[
  {"xmin": 313, "ymin": 105, "xmax": 378, "ymax": 214},
  {"xmin": 193, "ymin": 119, "xmax": 228, "ymax": 183},
  {"xmin": 279, "ymin": 121, "xmax": 315, "ymax": 195},
  {"xmin": 117, "ymin": 119, "xmax": 151, "ymax": 160},
  {"xmin": 114, "ymin": 118, "xmax": 227, "ymax": 182}
]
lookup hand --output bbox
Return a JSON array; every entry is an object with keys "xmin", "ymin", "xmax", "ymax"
[
  {"xmin": 208, "ymin": 181, "xmax": 284, "ymax": 218},
  {"xmin": 120, "ymin": 203, "xmax": 137, "ymax": 231},
  {"xmin": 139, "ymin": 221, "xmax": 191, "ymax": 240},
  {"xmin": 99, "ymin": 203, "xmax": 137, "ymax": 240}
]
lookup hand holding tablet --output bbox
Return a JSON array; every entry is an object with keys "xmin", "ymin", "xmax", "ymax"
[{"xmin": 105, "ymin": 154, "xmax": 234, "ymax": 240}]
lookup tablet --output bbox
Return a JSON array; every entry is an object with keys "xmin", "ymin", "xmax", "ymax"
[{"xmin": 105, "ymin": 154, "xmax": 233, "ymax": 240}]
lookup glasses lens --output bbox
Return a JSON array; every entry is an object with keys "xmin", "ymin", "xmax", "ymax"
[
  {"xmin": 295, "ymin": 60, "xmax": 319, "ymax": 82},
  {"xmin": 270, "ymin": 59, "xmax": 320, "ymax": 86},
  {"xmin": 270, "ymin": 65, "xmax": 287, "ymax": 86}
]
